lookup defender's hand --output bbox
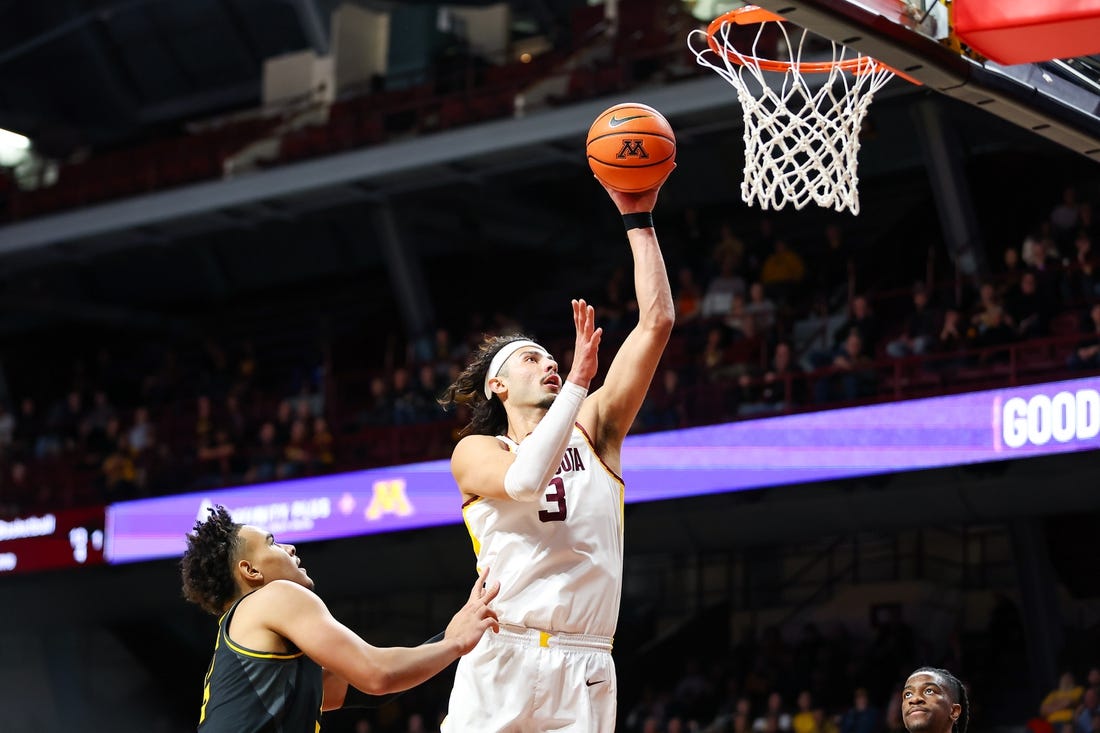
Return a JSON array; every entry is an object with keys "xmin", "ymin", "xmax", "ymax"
[{"xmin": 445, "ymin": 566, "xmax": 500, "ymax": 655}]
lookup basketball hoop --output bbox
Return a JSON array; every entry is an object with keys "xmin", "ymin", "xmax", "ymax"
[{"xmin": 689, "ymin": 6, "xmax": 906, "ymax": 215}]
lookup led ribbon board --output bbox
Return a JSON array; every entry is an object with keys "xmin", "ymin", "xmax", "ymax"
[{"xmin": 106, "ymin": 377, "xmax": 1099, "ymax": 564}]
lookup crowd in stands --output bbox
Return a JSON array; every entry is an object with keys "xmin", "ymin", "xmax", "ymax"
[{"xmin": 0, "ymin": 174, "xmax": 1098, "ymax": 516}]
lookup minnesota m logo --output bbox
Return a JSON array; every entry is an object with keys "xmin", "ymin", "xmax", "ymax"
[
  {"xmin": 616, "ymin": 139, "xmax": 649, "ymax": 159},
  {"xmin": 366, "ymin": 479, "xmax": 414, "ymax": 519}
]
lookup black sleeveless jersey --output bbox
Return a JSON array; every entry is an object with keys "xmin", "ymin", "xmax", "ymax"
[{"xmin": 197, "ymin": 592, "xmax": 324, "ymax": 733}]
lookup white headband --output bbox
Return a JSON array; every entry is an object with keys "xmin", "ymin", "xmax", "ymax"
[{"xmin": 483, "ymin": 340, "xmax": 548, "ymax": 399}]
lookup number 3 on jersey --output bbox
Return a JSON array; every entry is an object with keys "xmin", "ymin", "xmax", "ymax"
[{"xmin": 538, "ymin": 476, "xmax": 567, "ymax": 523}]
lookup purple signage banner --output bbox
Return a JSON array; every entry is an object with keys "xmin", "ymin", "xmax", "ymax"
[{"xmin": 105, "ymin": 376, "xmax": 1099, "ymax": 564}]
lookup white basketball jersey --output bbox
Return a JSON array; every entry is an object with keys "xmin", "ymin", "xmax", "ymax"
[{"xmin": 461, "ymin": 424, "xmax": 625, "ymax": 638}]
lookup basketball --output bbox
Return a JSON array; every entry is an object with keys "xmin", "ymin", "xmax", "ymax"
[{"xmin": 586, "ymin": 102, "xmax": 676, "ymax": 193}]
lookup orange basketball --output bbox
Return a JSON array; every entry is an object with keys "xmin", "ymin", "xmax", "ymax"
[{"xmin": 586, "ymin": 102, "xmax": 676, "ymax": 193}]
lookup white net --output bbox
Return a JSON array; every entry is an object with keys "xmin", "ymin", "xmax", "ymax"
[{"xmin": 689, "ymin": 14, "xmax": 895, "ymax": 215}]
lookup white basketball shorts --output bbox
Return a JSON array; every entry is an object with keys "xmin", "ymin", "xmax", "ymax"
[{"xmin": 441, "ymin": 624, "xmax": 617, "ymax": 732}]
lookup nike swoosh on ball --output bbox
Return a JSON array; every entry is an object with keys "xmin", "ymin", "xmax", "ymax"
[{"xmin": 608, "ymin": 115, "xmax": 648, "ymax": 127}]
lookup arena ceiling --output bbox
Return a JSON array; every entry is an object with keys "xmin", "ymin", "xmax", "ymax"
[{"xmin": 0, "ymin": 0, "xmax": 584, "ymax": 156}]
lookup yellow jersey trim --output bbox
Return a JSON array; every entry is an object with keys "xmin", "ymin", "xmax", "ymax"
[
  {"xmin": 223, "ymin": 631, "xmax": 304, "ymax": 660},
  {"xmin": 462, "ymin": 497, "xmax": 483, "ymax": 556}
]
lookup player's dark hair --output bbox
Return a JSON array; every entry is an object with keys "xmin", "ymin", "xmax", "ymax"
[
  {"xmin": 439, "ymin": 333, "xmax": 533, "ymax": 437},
  {"xmin": 910, "ymin": 666, "xmax": 969, "ymax": 733},
  {"xmin": 181, "ymin": 505, "xmax": 244, "ymax": 616}
]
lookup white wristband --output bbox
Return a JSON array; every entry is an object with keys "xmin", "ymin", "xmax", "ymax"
[{"xmin": 503, "ymin": 382, "xmax": 588, "ymax": 502}]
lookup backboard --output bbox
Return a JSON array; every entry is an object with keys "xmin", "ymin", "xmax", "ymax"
[{"xmin": 826, "ymin": 0, "xmax": 948, "ymax": 40}]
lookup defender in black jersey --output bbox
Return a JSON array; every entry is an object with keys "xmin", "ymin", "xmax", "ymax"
[{"xmin": 181, "ymin": 506, "xmax": 499, "ymax": 733}]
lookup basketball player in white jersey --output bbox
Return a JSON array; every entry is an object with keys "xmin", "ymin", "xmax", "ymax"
[{"xmin": 437, "ymin": 181, "xmax": 674, "ymax": 731}]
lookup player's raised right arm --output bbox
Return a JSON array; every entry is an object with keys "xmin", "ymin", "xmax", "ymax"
[{"xmin": 585, "ymin": 183, "xmax": 674, "ymax": 448}]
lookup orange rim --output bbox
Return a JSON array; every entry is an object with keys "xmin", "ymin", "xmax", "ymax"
[{"xmin": 706, "ymin": 5, "xmax": 889, "ymax": 76}]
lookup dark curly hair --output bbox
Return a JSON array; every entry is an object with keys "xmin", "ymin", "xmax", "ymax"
[
  {"xmin": 908, "ymin": 666, "xmax": 970, "ymax": 733},
  {"xmin": 181, "ymin": 505, "xmax": 244, "ymax": 616},
  {"xmin": 438, "ymin": 333, "xmax": 535, "ymax": 437}
]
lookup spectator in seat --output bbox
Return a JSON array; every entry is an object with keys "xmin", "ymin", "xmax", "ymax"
[
  {"xmin": 700, "ymin": 324, "xmax": 739, "ymax": 384},
  {"xmin": 1041, "ymin": 672, "xmax": 1084, "ymax": 729},
  {"xmin": 392, "ymin": 367, "xmax": 424, "ymax": 425},
  {"xmin": 711, "ymin": 219, "xmax": 747, "ymax": 276},
  {"xmin": 127, "ymin": 406, "xmax": 155, "ymax": 455},
  {"xmin": 102, "ymin": 435, "xmax": 138, "ymax": 500},
  {"xmin": 739, "ymin": 341, "xmax": 802, "ymax": 415},
  {"xmin": 358, "ymin": 375, "xmax": 394, "ymax": 429},
  {"xmin": 815, "ymin": 330, "xmax": 877, "ymax": 404},
  {"xmin": 886, "ymin": 285, "xmax": 938, "ymax": 359},
  {"xmin": 637, "ymin": 368, "xmax": 686, "ymax": 432},
  {"xmin": 726, "ymin": 292, "xmax": 757, "ymax": 342},
  {"xmin": 814, "ymin": 223, "xmax": 855, "ymax": 309},
  {"xmin": 1005, "ymin": 271, "xmax": 1051, "ymax": 340},
  {"xmin": 415, "ymin": 363, "xmax": 443, "ymax": 421},
  {"xmin": 841, "ymin": 687, "xmax": 883, "ymax": 733},
  {"xmin": 745, "ymin": 281, "xmax": 778, "ymax": 335},
  {"xmin": 998, "ymin": 246, "xmax": 1025, "ymax": 299},
  {"xmin": 753, "ymin": 692, "xmax": 792, "ymax": 732},
  {"xmin": 274, "ymin": 398, "xmax": 295, "ymax": 444},
  {"xmin": 928, "ymin": 308, "xmax": 967, "ymax": 367},
  {"xmin": 44, "ymin": 390, "xmax": 84, "ymax": 455},
  {"xmin": 197, "ymin": 427, "xmax": 239, "ymax": 487},
  {"xmin": 673, "ymin": 266, "xmax": 703, "ymax": 328},
  {"xmin": 702, "ymin": 252, "xmax": 747, "ymax": 321},
  {"xmin": 280, "ymin": 419, "xmax": 312, "ymax": 478},
  {"xmin": 310, "ymin": 416, "xmax": 335, "ymax": 473},
  {"xmin": 1085, "ymin": 667, "xmax": 1100, "ymax": 694},
  {"xmin": 195, "ymin": 394, "xmax": 216, "ymax": 450},
  {"xmin": 836, "ymin": 295, "xmax": 880, "ymax": 355},
  {"xmin": 246, "ymin": 421, "xmax": 281, "ymax": 483},
  {"xmin": 1051, "ymin": 186, "xmax": 1081, "ymax": 250},
  {"xmin": 761, "ymin": 239, "xmax": 806, "ymax": 305},
  {"xmin": 968, "ymin": 283, "xmax": 1015, "ymax": 352},
  {"xmin": 1066, "ymin": 232, "xmax": 1100, "ymax": 302},
  {"xmin": 84, "ymin": 390, "xmax": 117, "ymax": 446},
  {"xmin": 1075, "ymin": 686, "xmax": 1100, "ymax": 733},
  {"xmin": 1067, "ymin": 303, "xmax": 1100, "ymax": 370},
  {"xmin": 792, "ymin": 691, "xmax": 817, "ymax": 733}
]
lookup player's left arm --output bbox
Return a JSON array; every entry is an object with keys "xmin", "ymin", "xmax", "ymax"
[{"xmin": 582, "ymin": 184, "xmax": 674, "ymax": 453}]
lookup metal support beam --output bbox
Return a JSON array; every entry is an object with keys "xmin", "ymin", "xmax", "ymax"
[
  {"xmin": 367, "ymin": 199, "xmax": 434, "ymax": 344},
  {"xmin": 289, "ymin": 0, "xmax": 330, "ymax": 55},
  {"xmin": 1008, "ymin": 519, "xmax": 1062, "ymax": 702},
  {"xmin": 911, "ymin": 97, "xmax": 988, "ymax": 281}
]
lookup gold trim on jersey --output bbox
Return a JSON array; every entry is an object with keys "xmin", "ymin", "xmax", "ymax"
[
  {"xmin": 223, "ymin": 631, "xmax": 304, "ymax": 660},
  {"xmin": 199, "ymin": 627, "xmax": 221, "ymax": 724},
  {"xmin": 462, "ymin": 497, "xmax": 483, "ymax": 556},
  {"xmin": 574, "ymin": 423, "xmax": 625, "ymax": 487},
  {"xmin": 574, "ymin": 423, "xmax": 626, "ymax": 532}
]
